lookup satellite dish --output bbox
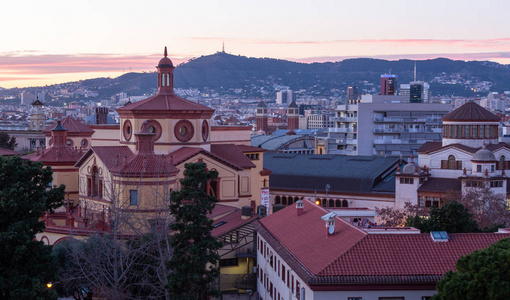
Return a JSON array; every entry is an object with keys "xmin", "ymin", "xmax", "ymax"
[{"xmin": 328, "ymin": 226, "xmax": 334, "ymax": 235}]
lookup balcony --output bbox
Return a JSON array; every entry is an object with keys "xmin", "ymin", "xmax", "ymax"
[
  {"xmin": 373, "ymin": 117, "xmax": 427, "ymax": 123},
  {"xmin": 331, "ymin": 116, "xmax": 357, "ymax": 122},
  {"xmin": 329, "ymin": 128, "xmax": 357, "ymax": 133}
]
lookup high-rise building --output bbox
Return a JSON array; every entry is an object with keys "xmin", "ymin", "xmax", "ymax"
[
  {"xmin": 380, "ymin": 74, "xmax": 398, "ymax": 95},
  {"xmin": 276, "ymin": 90, "xmax": 296, "ymax": 105},
  {"xmin": 346, "ymin": 86, "xmax": 359, "ymax": 101},
  {"xmin": 401, "ymin": 81, "xmax": 430, "ymax": 103}
]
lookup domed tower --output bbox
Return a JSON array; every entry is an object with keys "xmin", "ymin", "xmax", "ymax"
[
  {"xmin": 460, "ymin": 143, "xmax": 506, "ymax": 196},
  {"xmin": 442, "ymin": 101, "xmax": 500, "ymax": 148},
  {"xmin": 395, "ymin": 155, "xmax": 430, "ymax": 208},
  {"xmin": 116, "ymin": 47, "xmax": 215, "ymax": 154},
  {"xmin": 30, "ymin": 96, "xmax": 45, "ymax": 131},
  {"xmin": 256, "ymin": 101, "xmax": 268, "ymax": 134},
  {"xmin": 287, "ymin": 100, "xmax": 299, "ymax": 130}
]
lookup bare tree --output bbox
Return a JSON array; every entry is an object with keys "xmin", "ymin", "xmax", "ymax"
[
  {"xmin": 453, "ymin": 187, "xmax": 510, "ymax": 230},
  {"xmin": 55, "ymin": 155, "xmax": 175, "ymax": 300},
  {"xmin": 375, "ymin": 202, "xmax": 427, "ymax": 227}
]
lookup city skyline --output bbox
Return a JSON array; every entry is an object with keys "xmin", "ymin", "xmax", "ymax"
[{"xmin": 2, "ymin": 0, "xmax": 510, "ymax": 89}]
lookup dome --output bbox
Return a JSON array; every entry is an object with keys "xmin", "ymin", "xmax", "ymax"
[
  {"xmin": 158, "ymin": 46, "xmax": 174, "ymax": 67},
  {"xmin": 472, "ymin": 145, "xmax": 496, "ymax": 162},
  {"xmin": 402, "ymin": 161, "xmax": 422, "ymax": 174}
]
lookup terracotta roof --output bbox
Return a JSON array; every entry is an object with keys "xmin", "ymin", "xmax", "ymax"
[
  {"xmin": 417, "ymin": 178, "xmax": 462, "ymax": 193},
  {"xmin": 0, "ymin": 147, "xmax": 19, "ymax": 156},
  {"xmin": 43, "ymin": 116, "xmax": 94, "ymax": 134},
  {"xmin": 116, "ymin": 94, "xmax": 214, "ymax": 113},
  {"xmin": 258, "ymin": 200, "xmax": 366, "ymax": 275},
  {"xmin": 110, "ymin": 154, "xmax": 178, "ymax": 177},
  {"xmin": 169, "ymin": 147, "xmax": 244, "ymax": 171},
  {"xmin": 211, "ymin": 209, "xmax": 258, "ymax": 238},
  {"xmin": 316, "ymin": 233, "xmax": 510, "ymax": 283},
  {"xmin": 236, "ymin": 145, "xmax": 266, "ymax": 153},
  {"xmin": 442, "ymin": 101, "xmax": 500, "ymax": 122},
  {"xmin": 23, "ymin": 147, "xmax": 83, "ymax": 164},
  {"xmin": 417, "ymin": 142, "xmax": 442, "ymax": 153},
  {"xmin": 75, "ymin": 146, "xmax": 133, "ymax": 169},
  {"xmin": 210, "ymin": 144, "xmax": 256, "ymax": 169},
  {"xmin": 208, "ymin": 203, "xmax": 238, "ymax": 219},
  {"xmin": 257, "ymin": 199, "xmax": 510, "ymax": 287}
]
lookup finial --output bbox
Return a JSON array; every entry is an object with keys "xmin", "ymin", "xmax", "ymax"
[{"xmin": 164, "ymin": 46, "xmax": 168, "ymax": 57}]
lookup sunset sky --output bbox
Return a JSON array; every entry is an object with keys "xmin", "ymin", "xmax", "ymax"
[{"xmin": 2, "ymin": 0, "xmax": 510, "ymax": 88}]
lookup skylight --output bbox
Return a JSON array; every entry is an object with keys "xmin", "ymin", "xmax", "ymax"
[{"xmin": 430, "ymin": 231, "xmax": 449, "ymax": 242}]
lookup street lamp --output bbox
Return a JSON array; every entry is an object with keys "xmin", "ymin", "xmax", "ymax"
[{"xmin": 46, "ymin": 282, "xmax": 53, "ymax": 289}]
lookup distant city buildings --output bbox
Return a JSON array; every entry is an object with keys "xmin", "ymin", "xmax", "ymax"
[
  {"xmin": 276, "ymin": 89, "xmax": 296, "ymax": 105},
  {"xmin": 380, "ymin": 74, "xmax": 398, "ymax": 95}
]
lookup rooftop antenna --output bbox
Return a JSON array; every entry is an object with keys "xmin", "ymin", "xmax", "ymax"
[
  {"xmin": 414, "ymin": 61, "xmax": 417, "ymax": 82},
  {"xmin": 222, "ymin": 41, "xmax": 225, "ymax": 53}
]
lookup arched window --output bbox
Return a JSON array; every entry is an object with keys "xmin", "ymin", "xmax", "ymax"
[
  {"xmin": 322, "ymin": 199, "xmax": 327, "ymax": 207},
  {"xmin": 161, "ymin": 74, "xmax": 166, "ymax": 86},
  {"xmin": 282, "ymin": 196, "xmax": 287, "ymax": 205},
  {"xmin": 335, "ymin": 200, "xmax": 341, "ymax": 207},
  {"xmin": 442, "ymin": 155, "xmax": 461, "ymax": 169},
  {"xmin": 499, "ymin": 155, "xmax": 506, "ymax": 170},
  {"xmin": 92, "ymin": 166, "xmax": 99, "ymax": 197},
  {"xmin": 294, "ymin": 197, "xmax": 299, "ymax": 203},
  {"xmin": 275, "ymin": 196, "xmax": 281, "ymax": 205},
  {"xmin": 342, "ymin": 200, "xmax": 349, "ymax": 207},
  {"xmin": 167, "ymin": 73, "xmax": 170, "ymax": 86},
  {"xmin": 329, "ymin": 199, "xmax": 335, "ymax": 207},
  {"xmin": 288, "ymin": 197, "xmax": 294, "ymax": 205}
]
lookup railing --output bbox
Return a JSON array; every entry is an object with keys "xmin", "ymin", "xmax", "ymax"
[{"xmin": 329, "ymin": 128, "xmax": 356, "ymax": 133}]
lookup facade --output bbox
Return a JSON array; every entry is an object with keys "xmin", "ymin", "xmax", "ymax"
[
  {"xmin": 264, "ymin": 153, "xmax": 399, "ymax": 211},
  {"xmin": 327, "ymin": 95, "xmax": 450, "ymax": 157},
  {"xmin": 276, "ymin": 90, "xmax": 296, "ymax": 105},
  {"xmin": 256, "ymin": 199, "xmax": 510, "ymax": 300},
  {"xmin": 401, "ymin": 81, "xmax": 431, "ymax": 103},
  {"xmin": 395, "ymin": 101, "xmax": 510, "ymax": 209},
  {"xmin": 33, "ymin": 48, "xmax": 269, "ymax": 244}
]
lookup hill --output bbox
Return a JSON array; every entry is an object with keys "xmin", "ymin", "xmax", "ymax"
[{"xmin": 6, "ymin": 53, "xmax": 510, "ymax": 99}]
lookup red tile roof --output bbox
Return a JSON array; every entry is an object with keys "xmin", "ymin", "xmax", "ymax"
[
  {"xmin": 169, "ymin": 147, "xmax": 244, "ymax": 170},
  {"xmin": 211, "ymin": 208, "xmax": 258, "ymax": 238},
  {"xmin": 417, "ymin": 142, "xmax": 442, "ymax": 153},
  {"xmin": 210, "ymin": 144, "xmax": 256, "ymax": 169},
  {"xmin": 111, "ymin": 154, "xmax": 178, "ymax": 177},
  {"xmin": 258, "ymin": 200, "xmax": 366, "ymax": 274},
  {"xmin": 418, "ymin": 178, "xmax": 462, "ymax": 193},
  {"xmin": 116, "ymin": 94, "xmax": 214, "ymax": 113},
  {"xmin": 316, "ymin": 233, "xmax": 510, "ymax": 282},
  {"xmin": 442, "ymin": 101, "xmax": 500, "ymax": 122},
  {"xmin": 43, "ymin": 116, "xmax": 94, "ymax": 134},
  {"xmin": 23, "ymin": 147, "xmax": 83, "ymax": 164},
  {"xmin": 0, "ymin": 147, "xmax": 19, "ymax": 156},
  {"xmin": 208, "ymin": 203, "xmax": 238, "ymax": 219},
  {"xmin": 75, "ymin": 146, "xmax": 134, "ymax": 169},
  {"xmin": 236, "ymin": 145, "xmax": 267, "ymax": 153},
  {"xmin": 257, "ymin": 199, "xmax": 510, "ymax": 287}
]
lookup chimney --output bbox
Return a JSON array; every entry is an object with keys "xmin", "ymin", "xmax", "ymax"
[
  {"xmin": 296, "ymin": 200, "xmax": 304, "ymax": 216},
  {"xmin": 241, "ymin": 206, "xmax": 252, "ymax": 219},
  {"xmin": 51, "ymin": 121, "xmax": 68, "ymax": 148},
  {"xmin": 95, "ymin": 107, "xmax": 108, "ymax": 124},
  {"xmin": 321, "ymin": 212, "xmax": 337, "ymax": 237},
  {"xmin": 135, "ymin": 121, "xmax": 155, "ymax": 155}
]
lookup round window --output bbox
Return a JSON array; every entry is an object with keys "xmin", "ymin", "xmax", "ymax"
[
  {"xmin": 174, "ymin": 120, "xmax": 194, "ymax": 142},
  {"xmin": 202, "ymin": 120, "xmax": 209, "ymax": 142},
  {"xmin": 66, "ymin": 139, "xmax": 74, "ymax": 147},
  {"xmin": 123, "ymin": 120, "xmax": 132, "ymax": 141},
  {"xmin": 145, "ymin": 120, "xmax": 162, "ymax": 141}
]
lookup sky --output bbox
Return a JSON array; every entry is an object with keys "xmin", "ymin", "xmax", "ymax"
[{"xmin": 2, "ymin": 0, "xmax": 510, "ymax": 89}]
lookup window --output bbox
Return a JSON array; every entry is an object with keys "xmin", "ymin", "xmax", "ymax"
[
  {"xmin": 129, "ymin": 190, "xmax": 138, "ymax": 206},
  {"xmin": 348, "ymin": 298, "xmax": 363, "ymax": 300},
  {"xmin": 490, "ymin": 181, "xmax": 503, "ymax": 188},
  {"xmin": 441, "ymin": 155, "xmax": 461, "ymax": 170},
  {"xmin": 282, "ymin": 265, "xmax": 286, "ymax": 281},
  {"xmin": 477, "ymin": 165, "xmax": 482, "ymax": 173},
  {"xmin": 400, "ymin": 177, "xmax": 414, "ymax": 184},
  {"xmin": 98, "ymin": 180, "xmax": 103, "ymax": 198},
  {"xmin": 92, "ymin": 167, "xmax": 99, "ymax": 197}
]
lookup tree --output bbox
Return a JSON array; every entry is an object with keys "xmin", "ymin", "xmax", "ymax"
[
  {"xmin": 0, "ymin": 132, "xmax": 17, "ymax": 150},
  {"xmin": 434, "ymin": 238, "xmax": 510, "ymax": 300},
  {"xmin": 406, "ymin": 201, "xmax": 480, "ymax": 233},
  {"xmin": 167, "ymin": 162, "xmax": 222, "ymax": 300},
  {"xmin": 456, "ymin": 187, "xmax": 510, "ymax": 231},
  {"xmin": 54, "ymin": 158, "xmax": 175, "ymax": 300},
  {"xmin": 0, "ymin": 156, "xmax": 65, "ymax": 299},
  {"xmin": 375, "ymin": 202, "xmax": 427, "ymax": 227}
]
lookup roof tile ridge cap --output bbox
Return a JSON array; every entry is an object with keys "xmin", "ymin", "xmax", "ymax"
[
  {"xmin": 256, "ymin": 220, "xmax": 315, "ymax": 279},
  {"xmin": 316, "ymin": 234, "xmax": 371, "ymax": 276}
]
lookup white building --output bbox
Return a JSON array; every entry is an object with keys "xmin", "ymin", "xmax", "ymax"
[
  {"xmin": 327, "ymin": 95, "xmax": 450, "ymax": 157},
  {"xmin": 395, "ymin": 100, "xmax": 509, "ymax": 209},
  {"xmin": 256, "ymin": 199, "xmax": 510, "ymax": 300}
]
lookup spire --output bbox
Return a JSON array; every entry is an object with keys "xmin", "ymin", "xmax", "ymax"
[
  {"xmin": 414, "ymin": 61, "xmax": 417, "ymax": 82},
  {"xmin": 164, "ymin": 46, "xmax": 168, "ymax": 57},
  {"xmin": 222, "ymin": 41, "xmax": 225, "ymax": 53}
]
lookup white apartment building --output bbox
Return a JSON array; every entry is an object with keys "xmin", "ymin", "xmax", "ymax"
[{"xmin": 326, "ymin": 95, "xmax": 451, "ymax": 157}]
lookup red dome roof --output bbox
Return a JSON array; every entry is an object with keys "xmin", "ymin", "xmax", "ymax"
[{"xmin": 158, "ymin": 46, "xmax": 174, "ymax": 67}]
